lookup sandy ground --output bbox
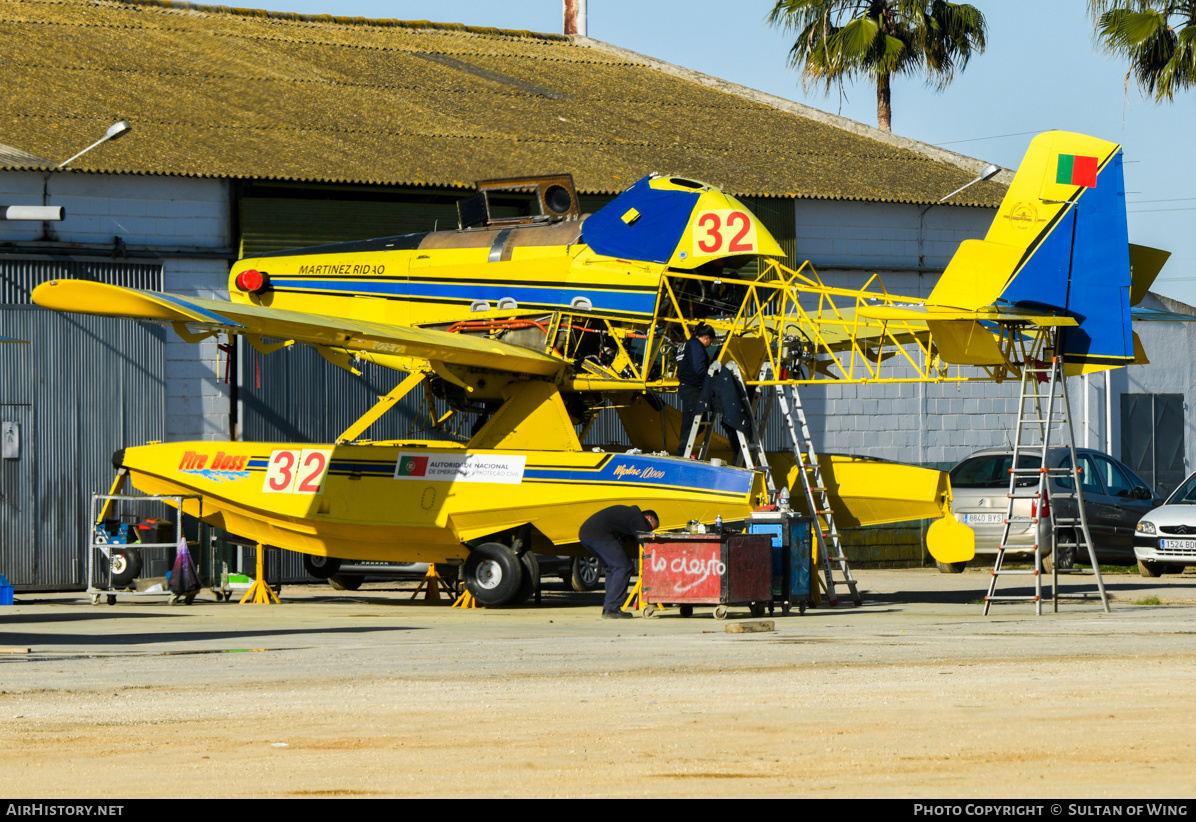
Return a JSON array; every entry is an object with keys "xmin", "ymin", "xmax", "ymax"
[{"xmin": 2, "ymin": 568, "xmax": 1196, "ymax": 799}]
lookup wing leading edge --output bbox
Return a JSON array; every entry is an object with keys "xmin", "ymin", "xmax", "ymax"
[{"xmin": 31, "ymin": 280, "xmax": 564, "ymax": 378}]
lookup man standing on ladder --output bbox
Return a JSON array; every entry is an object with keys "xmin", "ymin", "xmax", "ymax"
[
  {"xmin": 675, "ymin": 323, "xmax": 716, "ymax": 456},
  {"xmin": 578, "ymin": 505, "xmax": 659, "ymax": 619}
]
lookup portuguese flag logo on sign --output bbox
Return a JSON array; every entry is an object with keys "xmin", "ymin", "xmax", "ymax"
[
  {"xmin": 397, "ymin": 455, "xmax": 428, "ymax": 477},
  {"xmin": 1056, "ymin": 153, "xmax": 1098, "ymax": 188}
]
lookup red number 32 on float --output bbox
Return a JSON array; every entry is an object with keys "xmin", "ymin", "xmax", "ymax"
[
  {"xmin": 692, "ymin": 210, "xmax": 758, "ymax": 257},
  {"xmin": 263, "ymin": 448, "xmax": 333, "ymax": 495}
]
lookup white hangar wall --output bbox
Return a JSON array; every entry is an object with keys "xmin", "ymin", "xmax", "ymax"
[{"xmin": 0, "ymin": 170, "xmax": 233, "ymax": 441}]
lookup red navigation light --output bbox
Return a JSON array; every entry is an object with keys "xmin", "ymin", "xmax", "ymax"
[{"xmin": 235, "ymin": 269, "xmax": 268, "ymax": 294}]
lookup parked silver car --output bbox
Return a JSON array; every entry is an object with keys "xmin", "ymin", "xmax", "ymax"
[
  {"xmin": 1133, "ymin": 472, "xmax": 1196, "ymax": 577},
  {"xmin": 945, "ymin": 447, "xmax": 1159, "ymax": 573}
]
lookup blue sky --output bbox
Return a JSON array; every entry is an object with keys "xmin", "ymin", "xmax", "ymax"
[{"xmin": 250, "ymin": 1, "xmax": 1196, "ymax": 306}]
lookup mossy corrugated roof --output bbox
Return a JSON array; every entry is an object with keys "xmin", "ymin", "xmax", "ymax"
[{"xmin": 0, "ymin": 0, "xmax": 1005, "ymax": 206}]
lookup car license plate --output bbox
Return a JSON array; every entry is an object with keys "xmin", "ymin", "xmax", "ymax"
[
  {"xmin": 964, "ymin": 513, "xmax": 1004, "ymax": 524},
  {"xmin": 1161, "ymin": 539, "xmax": 1196, "ymax": 551}
]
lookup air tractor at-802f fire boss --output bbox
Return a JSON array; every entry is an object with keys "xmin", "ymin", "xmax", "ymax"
[{"xmin": 33, "ymin": 132, "xmax": 1165, "ymax": 605}]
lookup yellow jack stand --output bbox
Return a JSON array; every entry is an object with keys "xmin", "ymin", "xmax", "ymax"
[
  {"xmin": 411, "ymin": 563, "xmax": 449, "ymax": 602},
  {"xmin": 239, "ymin": 543, "xmax": 280, "ymax": 604},
  {"xmin": 451, "ymin": 588, "xmax": 479, "ymax": 609}
]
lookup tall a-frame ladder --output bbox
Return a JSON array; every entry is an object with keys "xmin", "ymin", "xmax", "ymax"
[
  {"xmin": 681, "ymin": 362, "xmax": 860, "ymax": 607},
  {"xmin": 983, "ymin": 352, "xmax": 1109, "ymax": 615},
  {"xmin": 773, "ymin": 381, "xmax": 862, "ymax": 607}
]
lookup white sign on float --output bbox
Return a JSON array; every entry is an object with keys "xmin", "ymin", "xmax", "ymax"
[{"xmin": 394, "ymin": 453, "xmax": 526, "ymax": 485}]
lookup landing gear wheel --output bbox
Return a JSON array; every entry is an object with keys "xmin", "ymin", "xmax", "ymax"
[
  {"xmin": 570, "ymin": 556, "xmax": 602, "ymax": 592},
  {"xmin": 90, "ymin": 594, "xmax": 100, "ymax": 606},
  {"xmin": 1138, "ymin": 559, "xmax": 1164, "ymax": 578},
  {"xmin": 107, "ymin": 595, "xmax": 116, "ymax": 606},
  {"xmin": 679, "ymin": 604, "xmax": 694, "ymax": 618},
  {"xmin": 713, "ymin": 605, "xmax": 729, "ymax": 620},
  {"xmin": 100, "ymin": 548, "xmax": 142, "ymax": 588},
  {"xmin": 303, "ymin": 555, "xmax": 342, "ymax": 580},
  {"xmin": 328, "ymin": 573, "xmax": 363, "ymax": 591},
  {"xmin": 935, "ymin": 559, "xmax": 967, "ymax": 574},
  {"xmin": 463, "ymin": 542, "xmax": 524, "ymax": 607},
  {"xmin": 750, "ymin": 603, "xmax": 767, "ymax": 618},
  {"xmin": 514, "ymin": 551, "xmax": 540, "ymax": 606}
]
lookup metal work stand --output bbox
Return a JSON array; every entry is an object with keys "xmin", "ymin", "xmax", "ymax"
[
  {"xmin": 984, "ymin": 350, "xmax": 1109, "ymax": 615},
  {"xmin": 87, "ymin": 487, "xmax": 203, "ymax": 605}
]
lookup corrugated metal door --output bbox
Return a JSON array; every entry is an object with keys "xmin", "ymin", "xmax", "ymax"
[
  {"xmin": 239, "ymin": 345, "xmax": 466, "ymax": 582},
  {"xmin": 240, "ymin": 345, "xmax": 442, "ymax": 444},
  {"xmin": 0, "ymin": 258, "xmax": 165, "ymax": 590},
  {"xmin": 1121, "ymin": 393, "xmax": 1186, "ymax": 498}
]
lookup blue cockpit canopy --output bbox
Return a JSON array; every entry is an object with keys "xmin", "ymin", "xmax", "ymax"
[{"xmin": 581, "ymin": 176, "xmax": 699, "ymax": 264}]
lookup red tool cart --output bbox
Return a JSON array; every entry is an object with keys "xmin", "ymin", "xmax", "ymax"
[{"xmin": 639, "ymin": 531, "xmax": 772, "ymax": 619}]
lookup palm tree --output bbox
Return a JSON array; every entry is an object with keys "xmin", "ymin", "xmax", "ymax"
[
  {"xmin": 1090, "ymin": 1, "xmax": 1196, "ymax": 102},
  {"xmin": 767, "ymin": 1, "xmax": 988, "ymax": 132}
]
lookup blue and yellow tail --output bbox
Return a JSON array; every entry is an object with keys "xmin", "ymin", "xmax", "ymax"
[{"xmin": 926, "ymin": 131, "xmax": 1166, "ymax": 374}]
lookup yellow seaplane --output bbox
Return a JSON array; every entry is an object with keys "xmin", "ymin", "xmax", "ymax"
[{"xmin": 31, "ymin": 131, "xmax": 1162, "ymax": 605}]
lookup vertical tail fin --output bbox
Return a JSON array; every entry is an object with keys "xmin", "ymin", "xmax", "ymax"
[{"xmin": 928, "ymin": 131, "xmax": 1138, "ymax": 374}]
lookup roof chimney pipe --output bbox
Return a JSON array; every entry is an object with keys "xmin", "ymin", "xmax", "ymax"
[{"xmin": 563, "ymin": 0, "xmax": 587, "ymax": 36}]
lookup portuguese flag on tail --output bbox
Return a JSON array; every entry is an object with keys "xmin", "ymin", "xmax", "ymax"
[{"xmin": 1056, "ymin": 153, "xmax": 1099, "ymax": 187}]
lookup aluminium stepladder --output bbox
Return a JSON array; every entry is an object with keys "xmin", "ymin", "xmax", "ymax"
[
  {"xmin": 771, "ymin": 375, "xmax": 861, "ymax": 607},
  {"xmin": 681, "ymin": 361, "xmax": 861, "ymax": 607},
  {"xmin": 983, "ymin": 351, "xmax": 1109, "ymax": 615}
]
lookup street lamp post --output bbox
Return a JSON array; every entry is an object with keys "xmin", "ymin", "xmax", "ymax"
[
  {"xmin": 918, "ymin": 163, "xmax": 1002, "ymax": 269},
  {"xmin": 57, "ymin": 120, "xmax": 132, "ymax": 169},
  {"xmin": 2, "ymin": 120, "xmax": 134, "ymax": 225}
]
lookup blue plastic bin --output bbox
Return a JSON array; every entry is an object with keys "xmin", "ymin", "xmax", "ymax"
[
  {"xmin": 0, "ymin": 574, "xmax": 13, "ymax": 606},
  {"xmin": 748, "ymin": 513, "xmax": 813, "ymax": 612}
]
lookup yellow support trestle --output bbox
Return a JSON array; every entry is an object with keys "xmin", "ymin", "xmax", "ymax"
[
  {"xmin": 239, "ymin": 543, "xmax": 280, "ymax": 604},
  {"xmin": 410, "ymin": 563, "xmax": 451, "ymax": 602}
]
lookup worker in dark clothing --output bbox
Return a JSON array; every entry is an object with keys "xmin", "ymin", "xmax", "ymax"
[
  {"xmin": 578, "ymin": 505, "xmax": 659, "ymax": 619},
  {"xmin": 675, "ymin": 323, "xmax": 716, "ymax": 456}
]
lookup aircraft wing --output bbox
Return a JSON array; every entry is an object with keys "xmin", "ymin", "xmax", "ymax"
[{"xmin": 31, "ymin": 280, "xmax": 564, "ymax": 377}]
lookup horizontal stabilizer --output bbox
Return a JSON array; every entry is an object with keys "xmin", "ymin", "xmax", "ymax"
[
  {"xmin": 1129, "ymin": 244, "xmax": 1170, "ymax": 306},
  {"xmin": 859, "ymin": 304, "xmax": 1077, "ymax": 326},
  {"xmin": 925, "ymin": 319, "xmax": 1007, "ymax": 365}
]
